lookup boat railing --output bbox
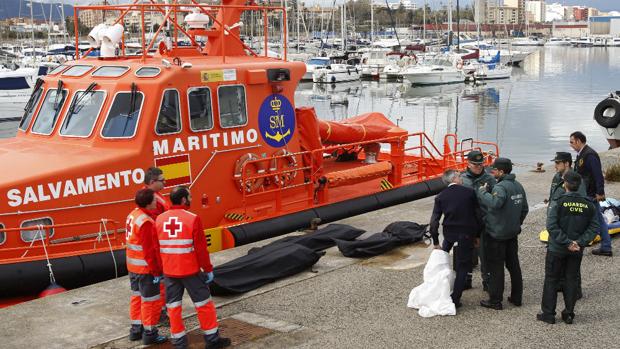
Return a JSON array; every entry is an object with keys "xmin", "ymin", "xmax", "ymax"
[
  {"xmin": 0, "ymin": 219, "xmax": 121, "ymax": 261},
  {"xmin": 74, "ymin": 1, "xmax": 287, "ymax": 62},
  {"xmin": 238, "ymin": 132, "xmax": 499, "ymax": 216}
]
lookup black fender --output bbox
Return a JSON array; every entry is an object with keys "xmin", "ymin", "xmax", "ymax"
[{"xmin": 594, "ymin": 97, "xmax": 620, "ymax": 128}]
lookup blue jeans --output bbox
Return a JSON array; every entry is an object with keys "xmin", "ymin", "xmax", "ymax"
[{"xmin": 593, "ymin": 200, "xmax": 612, "ymax": 252}]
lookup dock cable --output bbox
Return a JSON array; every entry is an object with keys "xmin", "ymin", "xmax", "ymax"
[
  {"xmin": 19, "ymin": 225, "xmax": 58, "ymax": 285},
  {"xmin": 96, "ymin": 219, "xmax": 119, "ymax": 279}
]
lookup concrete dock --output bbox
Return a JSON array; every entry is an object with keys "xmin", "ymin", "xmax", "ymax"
[{"xmin": 1, "ymin": 161, "xmax": 619, "ymax": 349}]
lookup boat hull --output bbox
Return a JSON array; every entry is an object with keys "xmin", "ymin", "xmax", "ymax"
[
  {"xmin": 403, "ymin": 71, "xmax": 464, "ymax": 85},
  {"xmin": 0, "ymin": 249, "xmax": 127, "ymax": 297}
]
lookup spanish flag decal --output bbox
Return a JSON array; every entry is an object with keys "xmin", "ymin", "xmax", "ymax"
[{"xmin": 155, "ymin": 154, "xmax": 192, "ymax": 187}]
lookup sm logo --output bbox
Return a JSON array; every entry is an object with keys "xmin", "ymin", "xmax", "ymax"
[{"xmin": 258, "ymin": 94, "xmax": 295, "ymax": 147}]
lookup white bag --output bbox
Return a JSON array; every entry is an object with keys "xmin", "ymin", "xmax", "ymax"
[{"xmin": 407, "ymin": 249, "xmax": 456, "ymax": 317}]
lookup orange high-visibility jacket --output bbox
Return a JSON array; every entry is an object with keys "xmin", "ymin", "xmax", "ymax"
[
  {"xmin": 126, "ymin": 208, "xmax": 162, "ymax": 275},
  {"xmin": 156, "ymin": 206, "xmax": 213, "ymax": 277}
]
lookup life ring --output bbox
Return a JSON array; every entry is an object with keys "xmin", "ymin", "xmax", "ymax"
[
  {"xmin": 158, "ymin": 41, "xmax": 168, "ymax": 56},
  {"xmin": 269, "ymin": 149, "xmax": 298, "ymax": 187},
  {"xmin": 594, "ymin": 97, "xmax": 620, "ymax": 128},
  {"xmin": 234, "ymin": 153, "xmax": 267, "ymax": 193},
  {"xmin": 456, "ymin": 59, "xmax": 464, "ymax": 69}
]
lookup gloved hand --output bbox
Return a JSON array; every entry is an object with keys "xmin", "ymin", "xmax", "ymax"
[
  {"xmin": 206, "ymin": 271, "xmax": 214, "ymax": 284},
  {"xmin": 152, "ymin": 275, "xmax": 163, "ymax": 284}
]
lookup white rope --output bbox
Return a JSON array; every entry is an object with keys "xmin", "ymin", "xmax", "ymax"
[
  {"xmin": 36, "ymin": 224, "xmax": 56, "ymax": 284},
  {"xmin": 97, "ymin": 219, "xmax": 119, "ymax": 279}
]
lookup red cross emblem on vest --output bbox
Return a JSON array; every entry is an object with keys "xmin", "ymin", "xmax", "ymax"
[{"xmin": 164, "ymin": 217, "xmax": 183, "ymax": 238}]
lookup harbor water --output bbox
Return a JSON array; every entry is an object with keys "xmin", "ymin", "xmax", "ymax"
[{"xmin": 1, "ymin": 46, "xmax": 619, "ymax": 165}]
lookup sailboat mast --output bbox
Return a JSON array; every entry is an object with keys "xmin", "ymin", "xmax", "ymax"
[
  {"xmin": 296, "ymin": 0, "xmax": 300, "ymax": 53},
  {"xmin": 370, "ymin": 0, "xmax": 374, "ymax": 43},
  {"xmin": 29, "ymin": 0, "xmax": 36, "ymax": 65},
  {"xmin": 423, "ymin": 0, "xmax": 426, "ymax": 42},
  {"xmin": 447, "ymin": 0, "xmax": 452, "ymax": 48}
]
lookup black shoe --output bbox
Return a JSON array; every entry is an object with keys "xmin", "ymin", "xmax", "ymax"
[
  {"xmin": 128, "ymin": 331, "xmax": 142, "ymax": 341},
  {"xmin": 454, "ymin": 302, "xmax": 463, "ymax": 309},
  {"xmin": 480, "ymin": 300, "xmax": 503, "ymax": 310},
  {"xmin": 561, "ymin": 312, "xmax": 574, "ymax": 324},
  {"xmin": 129, "ymin": 325, "xmax": 143, "ymax": 341},
  {"xmin": 536, "ymin": 313, "xmax": 555, "ymax": 324},
  {"xmin": 205, "ymin": 337, "xmax": 232, "ymax": 349},
  {"xmin": 507, "ymin": 296, "xmax": 522, "ymax": 307},
  {"xmin": 592, "ymin": 249, "xmax": 613, "ymax": 257},
  {"xmin": 143, "ymin": 333, "xmax": 168, "ymax": 345}
]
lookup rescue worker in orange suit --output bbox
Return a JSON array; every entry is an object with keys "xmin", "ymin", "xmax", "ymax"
[
  {"xmin": 144, "ymin": 166, "xmax": 170, "ymax": 216},
  {"xmin": 127, "ymin": 188, "xmax": 168, "ymax": 345},
  {"xmin": 144, "ymin": 166, "xmax": 170, "ymax": 317},
  {"xmin": 155, "ymin": 186, "xmax": 231, "ymax": 349}
]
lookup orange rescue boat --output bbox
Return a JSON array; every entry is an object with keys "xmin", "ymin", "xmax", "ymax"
[{"xmin": 0, "ymin": 0, "xmax": 498, "ymax": 298}]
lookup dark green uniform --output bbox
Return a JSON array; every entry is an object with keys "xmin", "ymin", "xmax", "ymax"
[
  {"xmin": 477, "ymin": 173, "xmax": 529, "ymax": 304},
  {"xmin": 461, "ymin": 169, "xmax": 496, "ymax": 289},
  {"xmin": 549, "ymin": 172, "xmax": 586, "ymax": 206},
  {"xmin": 541, "ymin": 192, "xmax": 599, "ymax": 321}
]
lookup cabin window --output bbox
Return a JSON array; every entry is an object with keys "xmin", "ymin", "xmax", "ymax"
[
  {"xmin": 62, "ymin": 65, "xmax": 93, "ymax": 77},
  {"xmin": 156, "ymin": 89, "xmax": 181, "ymax": 134},
  {"xmin": 0, "ymin": 223, "xmax": 5, "ymax": 245},
  {"xmin": 20, "ymin": 218, "xmax": 54, "ymax": 242},
  {"xmin": 188, "ymin": 87, "xmax": 213, "ymax": 131},
  {"xmin": 48, "ymin": 64, "xmax": 68, "ymax": 75},
  {"xmin": 60, "ymin": 90, "xmax": 106, "ymax": 137},
  {"xmin": 92, "ymin": 66, "xmax": 130, "ymax": 77},
  {"xmin": 31, "ymin": 89, "xmax": 68, "ymax": 135},
  {"xmin": 218, "ymin": 85, "xmax": 247, "ymax": 128},
  {"xmin": 18, "ymin": 86, "xmax": 44, "ymax": 131},
  {"xmin": 136, "ymin": 67, "xmax": 161, "ymax": 77},
  {"xmin": 101, "ymin": 91, "xmax": 144, "ymax": 138}
]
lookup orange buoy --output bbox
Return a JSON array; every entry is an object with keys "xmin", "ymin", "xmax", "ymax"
[
  {"xmin": 269, "ymin": 149, "xmax": 298, "ymax": 187},
  {"xmin": 234, "ymin": 153, "xmax": 267, "ymax": 193},
  {"xmin": 38, "ymin": 283, "xmax": 67, "ymax": 298}
]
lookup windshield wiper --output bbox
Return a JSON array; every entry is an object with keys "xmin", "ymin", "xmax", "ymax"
[
  {"xmin": 127, "ymin": 83, "xmax": 138, "ymax": 116},
  {"xmin": 53, "ymin": 80, "xmax": 64, "ymax": 110},
  {"xmin": 23, "ymin": 78, "xmax": 44, "ymax": 112},
  {"xmin": 68, "ymin": 82, "xmax": 98, "ymax": 115}
]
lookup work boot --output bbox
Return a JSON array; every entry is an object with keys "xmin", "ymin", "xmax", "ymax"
[
  {"xmin": 507, "ymin": 296, "xmax": 522, "ymax": 307},
  {"xmin": 143, "ymin": 330, "xmax": 168, "ymax": 345},
  {"xmin": 159, "ymin": 307, "xmax": 170, "ymax": 326},
  {"xmin": 480, "ymin": 300, "xmax": 503, "ymax": 310},
  {"xmin": 128, "ymin": 324, "xmax": 143, "ymax": 341},
  {"xmin": 561, "ymin": 311, "xmax": 574, "ymax": 324},
  {"xmin": 592, "ymin": 248, "xmax": 613, "ymax": 257},
  {"xmin": 205, "ymin": 337, "xmax": 231, "ymax": 349},
  {"xmin": 536, "ymin": 313, "xmax": 555, "ymax": 324}
]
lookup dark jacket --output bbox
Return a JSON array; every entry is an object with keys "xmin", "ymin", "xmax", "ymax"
[
  {"xmin": 477, "ymin": 173, "xmax": 529, "ymax": 240},
  {"xmin": 574, "ymin": 145, "xmax": 605, "ymax": 198},
  {"xmin": 430, "ymin": 184, "xmax": 482, "ymax": 245},
  {"xmin": 461, "ymin": 168, "xmax": 497, "ymax": 193},
  {"xmin": 548, "ymin": 172, "xmax": 587, "ymax": 205},
  {"xmin": 546, "ymin": 191, "xmax": 599, "ymax": 255}
]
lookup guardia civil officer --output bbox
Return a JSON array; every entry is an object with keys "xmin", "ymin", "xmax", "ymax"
[
  {"xmin": 549, "ymin": 152, "xmax": 586, "ymax": 299},
  {"xmin": 549, "ymin": 152, "xmax": 586, "ymax": 205},
  {"xmin": 538, "ymin": 170, "xmax": 599, "ymax": 324},
  {"xmin": 477, "ymin": 158, "xmax": 529, "ymax": 310},
  {"xmin": 126, "ymin": 189, "xmax": 167, "ymax": 345},
  {"xmin": 429, "ymin": 169, "xmax": 482, "ymax": 308},
  {"xmin": 155, "ymin": 186, "xmax": 230, "ymax": 349},
  {"xmin": 570, "ymin": 131, "xmax": 612, "ymax": 256},
  {"xmin": 461, "ymin": 150, "xmax": 496, "ymax": 291}
]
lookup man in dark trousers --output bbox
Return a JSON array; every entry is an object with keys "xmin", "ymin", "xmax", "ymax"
[
  {"xmin": 155, "ymin": 186, "xmax": 230, "ymax": 349},
  {"xmin": 430, "ymin": 169, "xmax": 482, "ymax": 308},
  {"xmin": 570, "ymin": 131, "xmax": 612, "ymax": 256},
  {"xmin": 477, "ymin": 158, "xmax": 529, "ymax": 310},
  {"xmin": 539, "ymin": 170, "xmax": 599, "ymax": 324},
  {"xmin": 461, "ymin": 150, "xmax": 497, "ymax": 291}
]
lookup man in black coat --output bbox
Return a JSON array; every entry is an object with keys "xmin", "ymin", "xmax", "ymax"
[{"xmin": 430, "ymin": 169, "xmax": 482, "ymax": 308}]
